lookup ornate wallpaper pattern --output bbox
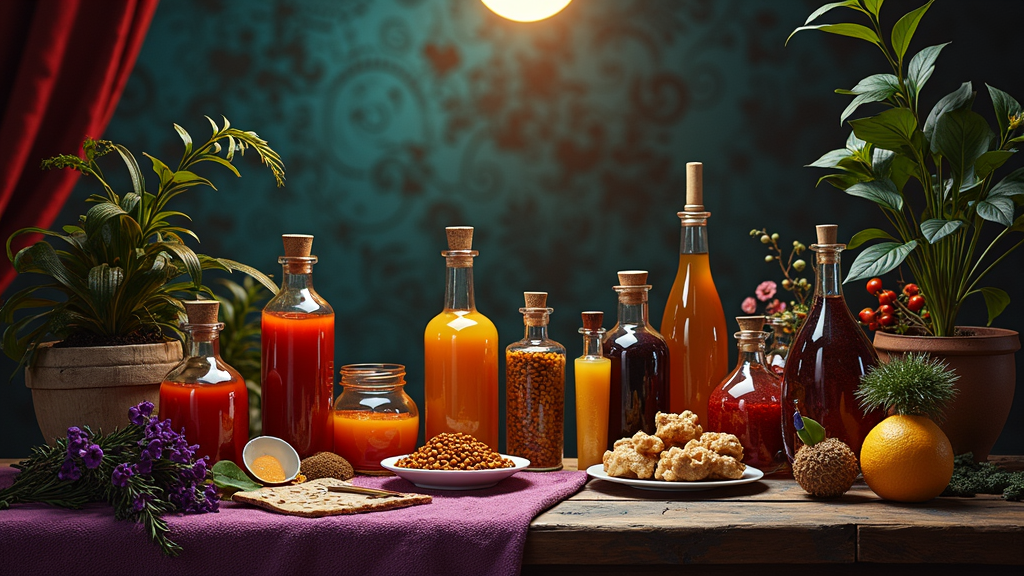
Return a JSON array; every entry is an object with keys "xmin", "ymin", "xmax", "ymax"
[{"xmin": 2, "ymin": 0, "xmax": 1021, "ymax": 455}]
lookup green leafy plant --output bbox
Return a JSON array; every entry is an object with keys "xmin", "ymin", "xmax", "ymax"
[
  {"xmin": 212, "ymin": 276, "xmax": 268, "ymax": 437},
  {"xmin": 0, "ymin": 117, "xmax": 284, "ymax": 370},
  {"xmin": 856, "ymin": 352, "xmax": 958, "ymax": 419},
  {"xmin": 789, "ymin": 0, "xmax": 1024, "ymax": 336}
]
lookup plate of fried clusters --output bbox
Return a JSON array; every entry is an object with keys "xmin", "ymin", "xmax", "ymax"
[
  {"xmin": 586, "ymin": 411, "xmax": 764, "ymax": 491},
  {"xmin": 381, "ymin": 432, "xmax": 530, "ymax": 490}
]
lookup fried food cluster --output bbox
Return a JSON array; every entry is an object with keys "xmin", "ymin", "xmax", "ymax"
[{"xmin": 603, "ymin": 411, "xmax": 746, "ymax": 482}]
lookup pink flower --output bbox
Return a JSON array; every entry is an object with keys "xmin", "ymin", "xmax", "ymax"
[
  {"xmin": 765, "ymin": 299, "xmax": 786, "ymax": 314},
  {"xmin": 741, "ymin": 297, "xmax": 757, "ymax": 314},
  {"xmin": 755, "ymin": 280, "xmax": 777, "ymax": 302}
]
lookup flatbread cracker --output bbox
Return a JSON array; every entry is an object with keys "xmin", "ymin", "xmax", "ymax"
[{"xmin": 232, "ymin": 477, "xmax": 431, "ymax": 517}]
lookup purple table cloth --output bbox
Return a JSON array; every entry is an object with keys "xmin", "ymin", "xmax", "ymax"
[{"xmin": 0, "ymin": 466, "xmax": 586, "ymax": 576}]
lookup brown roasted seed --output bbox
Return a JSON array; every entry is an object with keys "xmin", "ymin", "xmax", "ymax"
[
  {"xmin": 395, "ymin": 432, "xmax": 514, "ymax": 470},
  {"xmin": 505, "ymin": 350, "xmax": 565, "ymax": 469}
]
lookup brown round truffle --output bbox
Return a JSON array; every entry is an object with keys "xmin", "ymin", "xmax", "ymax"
[
  {"xmin": 300, "ymin": 451, "xmax": 355, "ymax": 481},
  {"xmin": 792, "ymin": 437, "xmax": 859, "ymax": 498}
]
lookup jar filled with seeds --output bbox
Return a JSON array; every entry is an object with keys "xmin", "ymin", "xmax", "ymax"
[{"xmin": 505, "ymin": 292, "xmax": 566, "ymax": 471}]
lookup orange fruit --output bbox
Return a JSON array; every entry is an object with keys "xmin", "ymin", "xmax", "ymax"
[{"xmin": 860, "ymin": 415, "xmax": 954, "ymax": 502}]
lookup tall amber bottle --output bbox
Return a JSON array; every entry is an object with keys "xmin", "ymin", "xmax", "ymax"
[
  {"xmin": 781, "ymin": 225, "xmax": 884, "ymax": 459},
  {"xmin": 660, "ymin": 162, "xmax": 728, "ymax": 425},
  {"xmin": 424, "ymin": 226, "xmax": 499, "ymax": 450},
  {"xmin": 261, "ymin": 234, "xmax": 335, "ymax": 459}
]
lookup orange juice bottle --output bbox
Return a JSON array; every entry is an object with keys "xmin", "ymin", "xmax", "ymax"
[
  {"xmin": 660, "ymin": 162, "xmax": 728, "ymax": 426},
  {"xmin": 424, "ymin": 226, "xmax": 499, "ymax": 450},
  {"xmin": 574, "ymin": 311, "xmax": 610, "ymax": 470}
]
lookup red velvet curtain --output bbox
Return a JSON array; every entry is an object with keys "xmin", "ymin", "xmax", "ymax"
[{"xmin": 0, "ymin": 0, "xmax": 159, "ymax": 294}]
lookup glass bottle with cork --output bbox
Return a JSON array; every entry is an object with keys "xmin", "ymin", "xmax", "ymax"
[
  {"xmin": 261, "ymin": 234, "xmax": 335, "ymax": 459},
  {"xmin": 604, "ymin": 270, "xmax": 670, "ymax": 445},
  {"xmin": 781, "ymin": 224, "xmax": 885, "ymax": 459},
  {"xmin": 424, "ymin": 226, "xmax": 499, "ymax": 450},
  {"xmin": 660, "ymin": 161, "xmax": 728, "ymax": 426},
  {"xmin": 333, "ymin": 364, "xmax": 419, "ymax": 473},
  {"xmin": 766, "ymin": 318, "xmax": 793, "ymax": 375},
  {"xmin": 708, "ymin": 315, "xmax": 786, "ymax": 472},
  {"xmin": 506, "ymin": 292, "xmax": 565, "ymax": 471},
  {"xmin": 575, "ymin": 310, "xmax": 610, "ymax": 470},
  {"xmin": 160, "ymin": 300, "xmax": 248, "ymax": 466}
]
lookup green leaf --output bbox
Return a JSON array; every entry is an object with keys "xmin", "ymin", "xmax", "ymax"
[
  {"xmin": 891, "ymin": 0, "xmax": 934, "ymax": 63},
  {"xmin": 845, "ymin": 240, "xmax": 918, "ymax": 283},
  {"xmin": 924, "ymin": 82, "xmax": 974, "ymax": 142},
  {"xmin": 804, "ymin": 0, "xmax": 865, "ymax": 25},
  {"xmin": 889, "ymin": 153, "xmax": 918, "ymax": 191},
  {"xmin": 907, "ymin": 42, "xmax": 950, "ymax": 96},
  {"xmin": 807, "ymin": 149, "xmax": 853, "ymax": 169},
  {"xmin": 847, "ymin": 227, "xmax": 897, "ymax": 250},
  {"xmin": 146, "ymin": 154, "xmax": 174, "ymax": 189},
  {"xmin": 12, "ymin": 242, "xmax": 88, "ymax": 299},
  {"xmin": 87, "ymin": 264, "xmax": 124, "ymax": 324},
  {"xmin": 816, "ymin": 173, "xmax": 864, "ymax": 191},
  {"xmin": 975, "ymin": 150, "xmax": 1015, "ymax": 180},
  {"xmin": 850, "ymin": 108, "xmax": 918, "ymax": 151},
  {"xmin": 986, "ymin": 84, "xmax": 1022, "ymax": 139},
  {"xmin": 932, "ymin": 108, "xmax": 992, "ymax": 182},
  {"xmin": 975, "ymin": 196, "xmax": 1015, "ymax": 226},
  {"xmin": 200, "ymin": 256, "xmax": 279, "ymax": 295},
  {"xmin": 796, "ymin": 416, "xmax": 827, "ymax": 446},
  {"xmin": 845, "ymin": 179, "xmax": 904, "ymax": 211},
  {"xmin": 83, "ymin": 203, "xmax": 128, "ymax": 237},
  {"xmin": 841, "ymin": 89, "xmax": 896, "ymax": 125},
  {"xmin": 112, "ymin": 143, "xmax": 145, "ymax": 199},
  {"xmin": 871, "ymin": 147, "xmax": 895, "ymax": 178},
  {"xmin": 1010, "ymin": 212, "xmax": 1024, "ymax": 232},
  {"xmin": 861, "ymin": 0, "xmax": 884, "ymax": 16},
  {"xmin": 211, "ymin": 460, "xmax": 262, "ymax": 493},
  {"xmin": 989, "ymin": 167, "xmax": 1024, "ymax": 199},
  {"xmin": 173, "ymin": 123, "xmax": 193, "ymax": 159},
  {"xmin": 787, "ymin": 23, "xmax": 881, "ymax": 47},
  {"xmin": 920, "ymin": 218, "xmax": 963, "ymax": 243},
  {"xmin": 850, "ymin": 74, "xmax": 901, "ymax": 94},
  {"xmin": 976, "ymin": 287, "xmax": 1010, "ymax": 326},
  {"xmin": 155, "ymin": 242, "xmax": 203, "ymax": 290},
  {"xmin": 846, "ymin": 131, "xmax": 867, "ymax": 151}
]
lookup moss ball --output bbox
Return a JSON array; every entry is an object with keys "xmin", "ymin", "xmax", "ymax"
[
  {"xmin": 793, "ymin": 437, "xmax": 859, "ymax": 498},
  {"xmin": 300, "ymin": 452, "xmax": 354, "ymax": 481}
]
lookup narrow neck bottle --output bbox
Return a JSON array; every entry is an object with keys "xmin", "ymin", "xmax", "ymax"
[
  {"xmin": 580, "ymin": 329, "xmax": 605, "ymax": 358},
  {"xmin": 184, "ymin": 325, "xmax": 223, "ymax": 359},
  {"xmin": 735, "ymin": 333, "xmax": 769, "ymax": 367},
  {"xmin": 813, "ymin": 245, "xmax": 844, "ymax": 297},
  {"xmin": 679, "ymin": 212, "xmax": 710, "ymax": 254},
  {"xmin": 615, "ymin": 288, "xmax": 650, "ymax": 326},
  {"xmin": 443, "ymin": 252, "xmax": 477, "ymax": 311},
  {"xmin": 522, "ymin": 313, "xmax": 550, "ymax": 341}
]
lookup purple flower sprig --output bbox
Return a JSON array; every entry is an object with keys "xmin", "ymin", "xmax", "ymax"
[{"xmin": 0, "ymin": 400, "xmax": 218, "ymax": 556}]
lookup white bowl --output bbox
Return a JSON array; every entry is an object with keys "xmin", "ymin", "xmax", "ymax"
[
  {"xmin": 380, "ymin": 454, "xmax": 530, "ymax": 490},
  {"xmin": 242, "ymin": 436, "xmax": 300, "ymax": 484}
]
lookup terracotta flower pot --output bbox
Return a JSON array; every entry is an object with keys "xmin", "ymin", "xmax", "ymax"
[
  {"xmin": 24, "ymin": 341, "xmax": 183, "ymax": 443},
  {"xmin": 872, "ymin": 327, "xmax": 1020, "ymax": 462}
]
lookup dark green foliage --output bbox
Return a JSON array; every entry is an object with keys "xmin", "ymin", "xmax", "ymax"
[
  {"xmin": 942, "ymin": 453, "xmax": 1024, "ymax": 501},
  {"xmin": 212, "ymin": 276, "xmax": 269, "ymax": 436},
  {"xmin": 1, "ymin": 117, "xmax": 284, "ymax": 372},
  {"xmin": 856, "ymin": 352, "xmax": 958, "ymax": 419}
]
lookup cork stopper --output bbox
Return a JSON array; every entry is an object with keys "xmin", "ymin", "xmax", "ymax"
[
  {"xmin": 816, "ymin": 225, "xmax": 838, "ymax": 245},
  {"xmin": 282, "ymin": 234, "xmax": 313, "ymax": 257},
  {"xmin": 446, "ymin": 226, "xmax": 473, "ymax": 250},
  {"xmin": 581, "ymin": 311, "xmax": 604, "ymax": 331},
  {"xmin": 443, "ymin": 226, "xmax": 476, "ymax": 268},
  {"xmin": 736, "ymin": 316, "xmax": 766, "ymax": 332},
  {"xmin": 615, "ymin": 270, "xmax": 650, "ymax": 305},
  {"xmin": 524, "ymin": 292, "xmax": 548, "ymax": 308},
  {"xmin": 183, "ymin": 300, "xmax": 220, "ymax": 325},
  {"xmin": 685, "ymin": 162, "xmax": 704, "ymax": 211},
  {"xmin": 814, "ymin": 224, "xmax": 842, "ymax": 264}
]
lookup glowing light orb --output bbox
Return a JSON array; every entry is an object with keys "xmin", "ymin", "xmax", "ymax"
[{"xmin": 481, "ymin": 0, "xmax": 572, "ymax": 23}]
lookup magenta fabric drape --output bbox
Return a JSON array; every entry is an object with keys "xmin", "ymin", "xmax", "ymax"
[{"xmin": 0, "ymin": 0, "xmax": 159, "ymax": 293}]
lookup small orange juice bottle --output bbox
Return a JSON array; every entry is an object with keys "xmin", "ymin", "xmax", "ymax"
[
  {"xmin": 424, "ymin": 226, "xmax": 499, "ymax": 450},
  {"xmin": 574, "ymin": 311, "xmax": 610, "ymax": 470}
]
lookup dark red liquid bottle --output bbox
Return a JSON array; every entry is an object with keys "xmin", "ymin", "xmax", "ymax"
[
  {"xmin": 604, "ymin": 271, "xmax": 670, "ymax": 446},
  {"xmin": 781, "ymin": 225, "xmax": 884, "ymax": 460},
  {"xmin": 708, "ymin": 316, "xmax": 786, "ymax": 472}
]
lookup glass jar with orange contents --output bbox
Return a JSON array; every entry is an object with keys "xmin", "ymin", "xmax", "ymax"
[{"xmin": 333, "ymin": 364, "xmax": 419, "ymax": 473}]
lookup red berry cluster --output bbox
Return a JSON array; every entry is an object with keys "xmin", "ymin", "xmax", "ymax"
[{"xmin": 858, "ymin": 278, "xmax": 928, "ymax": 332}]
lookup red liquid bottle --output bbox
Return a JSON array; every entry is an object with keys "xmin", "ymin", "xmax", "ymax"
[
  {"xmin": 160, "ymin": 300, "xmax": 248, "ymax": 466},
  {"xmin": 708, "ymin": 316, "xmax": 786, "ymax": 472},
  {"xmin": 261, "ymin": 234, "xmax": 335, "ymax": 458},
  {"xmin": 781, "ymin": 225, "xmax": 884, "ymax": 459},
  {"xmin": 604, "ymin": 270, "xmax": 670, "ymax": 446}
]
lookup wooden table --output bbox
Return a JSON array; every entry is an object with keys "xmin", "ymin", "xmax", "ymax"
[
  {"xmin": 4, "ymin": 457, "xmax": 1023, "ymax": 575},
  {"xmin": 522, "ymin": 457, "xmax": 1024, "ymax": 576}
]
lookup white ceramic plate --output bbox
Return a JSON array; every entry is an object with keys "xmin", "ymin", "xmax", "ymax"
[
  {"xmin": 586, "ymin": 463, "xmax": 764, "ymax": 491},
  {"xmin": 380, "ymin": 455, "xmax": 531, "ymax": 490}
]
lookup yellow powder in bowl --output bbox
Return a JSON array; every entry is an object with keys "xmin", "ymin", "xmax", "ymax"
[{"xmin": 251, "ymin": 454, "xmax": 286, "ymax": 483}]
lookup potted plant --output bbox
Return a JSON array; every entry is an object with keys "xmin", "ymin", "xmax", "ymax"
[
  {"xmin": 0, "ymin": 117, "xmax": 284, "ymax": 442},
  {"xmin": 789, "ymin": 1, "xmax": 1021, "ymax": 460}
]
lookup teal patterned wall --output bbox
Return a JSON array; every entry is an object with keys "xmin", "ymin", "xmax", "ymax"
[{"xmin": 2, "ymin": 0, "xmax": 1022, "ymax": 456}]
